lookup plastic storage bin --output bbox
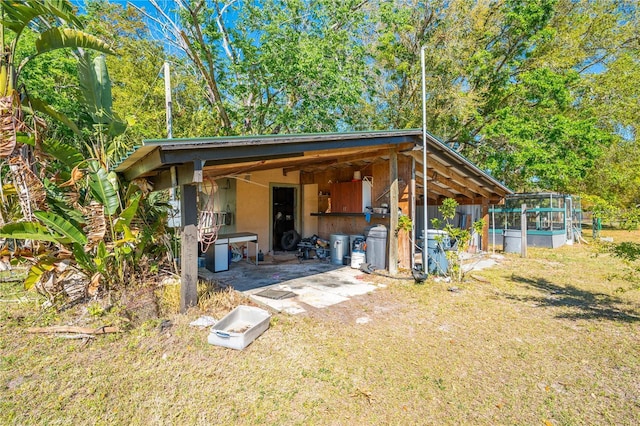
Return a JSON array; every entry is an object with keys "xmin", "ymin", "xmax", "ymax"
[{"xmin": 208, "ymin": 305, "xmax": 271, "ymax": 350}]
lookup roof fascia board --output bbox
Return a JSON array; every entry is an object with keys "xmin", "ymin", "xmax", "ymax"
[
  {"xmin": 122, "ymin": 148, "xmax": 163, "ymax": 181},
  {"xmin": 143, "ymin": 129, "xmax": 422, "ymax": 147},
  {"xmin": 158, "ymin": 135, "xmax": 416, "ymax": 165}
]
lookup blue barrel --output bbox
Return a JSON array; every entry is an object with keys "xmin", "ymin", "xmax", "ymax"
[{"xmin": 426, "ymin": 230, "xmax": 449, "ymax": 275}]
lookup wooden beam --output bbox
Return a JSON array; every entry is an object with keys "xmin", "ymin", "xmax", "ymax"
[
  {"xmin": 482, "ymin": 198, "xmax": 489, "ymax": 252},
  {"xmin": 283, "ymin": 147, "xmax": 396, "ymax": 174},
  {"xmin": 283, "ymin": 158, "xmax": 338, "ymax": 175},
  {"xmin": 151, "ymin": 162, "xmax": 196, "ymax": 191},
  {"xmin": 426, "ymin": 181, "xmax": 459, "ymax": 199},
  {"xmin": 426, "ymin": 156, "xmax": 494, "ymax": 198},
  {"xmin": 123, "ymin": 148, "xmax": 163, "ymax": 181},
  {"xmin": 389, "ymin": 149, "xmax": 399, "ymax": 275},
  {"xmin": 429, "ymin": 170, "xmax": 477, "ymax": 200},
  {"xmin": 408, "ymin": 150, "xmax": 494, "ymax": 199},
  {"xmin": 180, "ymin": 184, "xmax": 198, "ymax": 312}
]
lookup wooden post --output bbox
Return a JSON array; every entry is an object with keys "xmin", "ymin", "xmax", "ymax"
[
  {"xmin": 180, "ymin": 183, "xmax": 198, "ymax": 312},
  {"xmin": 389, "ymin": 150, "xmax": 399, "ymax": 275},
  {"xmin": 482, "ymin": 198, "xmax": 489, "ymax": 252},
  {"xmin": 521, "ymin": 203, "xmax": 527, "ymax": 258}
]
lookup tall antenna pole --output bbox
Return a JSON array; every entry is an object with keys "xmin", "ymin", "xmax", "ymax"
[
  {"xmin": 164, "ymin": 62, "xmax": 178, "ymax": 202},
  {"xmin": 164, "ymin": 61, "xmax": 173, "ymax": 139},
  {"xmin": 421, "ymin": 45, "xmax": 429, "ymax": 273}
]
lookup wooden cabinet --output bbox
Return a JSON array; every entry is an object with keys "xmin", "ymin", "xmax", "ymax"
[{"xmin": 330, "ymin": 180, "xmax": 372, "ymax": 213}]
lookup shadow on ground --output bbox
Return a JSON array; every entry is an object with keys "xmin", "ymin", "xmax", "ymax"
[{"xmin": 507, "ymin": 274, "xmax": 640, "ymax": 323}]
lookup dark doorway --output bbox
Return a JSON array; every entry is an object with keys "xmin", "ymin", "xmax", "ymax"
[{"xmin": 272, "ymin": 187, "xmax": 295, "ymax": 251}]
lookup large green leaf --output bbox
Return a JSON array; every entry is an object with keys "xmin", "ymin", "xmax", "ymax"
[
  {"xmin": 93, "ymin": 54, "xmax": 113, "ymax": 120},
  {"xmin": 40, "ymin": 139, "xmax": 84, "ymax": 167},
  {"xmin": 35, "ymin": 28, "xmax": 115, "ymax": 57},
  {"xmin": 0, "ymin": 222, "xmax": 61, "ymax": 243},
  {"xmin": 0, "ymin": 0, "xmax": 82, "ymax": 35},
  {"xmin": 34, "ymin": 211, "xmax": 87, "ymax": 246},
  {"xmin": 88, "ymin": 167, "xmax": 119, "ymax": 216},
  {"xmin": 114, "ymin": 193, "xmax": 141, "ymax": 232},
  {"xmin": 78, "ymin": 53, "xmax": 121, "ymax": 125},
  {"xmin": 72, "ymin": 243, "xmax": 96, "ymax": 275},
  {"xmin": 25, "ymin": 98, "xmax": 81, "ymax": 137},
  {"xmin": 23, "ymin": 260, "xmax": 54, "ymax": 291}
]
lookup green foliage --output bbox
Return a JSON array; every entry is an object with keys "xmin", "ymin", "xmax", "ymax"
[
  {"xmin": 33, "ymin": 211, "xmax": 87, "ymax": 245},
  {"xmin": 397, "ymin": 215, "xmax": 413, "ymax": 233},
  {"xmin": 0, "ymin": 221, "xmax": 62, "ymax": 244},
  {"xmin": 610, "ymin": 242, "xmax": 640, "ymax": 263},
  {"xmin": 0, "ymin": 0, "xmax": 116, "ymax": 158},
  {"xmin": 431, "ymin": 198, "xmax": 485, "ymax": 281},
  {"xmin": 87, "ymin": 165, "xmax": 119, "ymax": 216},
  {"xmin": 477, "ymin": 67, "xmax": 613, "ymax": 192},
  {"xmin": 597, "ymin": 240, "xmax": 640, "ymax": 289}
]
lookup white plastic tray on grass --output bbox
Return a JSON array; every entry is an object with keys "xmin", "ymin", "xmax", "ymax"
[{"xmin": 207, "ymin": 305, "xmax": 271, "ymax": 350}]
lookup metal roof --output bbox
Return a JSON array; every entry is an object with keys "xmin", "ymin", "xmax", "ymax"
[{"xmin": 114, "ymin": 129, "xmax": 512, "ymax": 203}]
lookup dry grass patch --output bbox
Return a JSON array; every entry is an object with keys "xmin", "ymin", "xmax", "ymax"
[{"xmin": 1, "ymin": 230, "xmax": 639, "ymax": 424}]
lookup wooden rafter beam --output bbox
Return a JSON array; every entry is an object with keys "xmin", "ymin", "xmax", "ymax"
[
  {"xmin": 428, "ymin": 158, "xmax": 493, "ymax": 198},
  {"xmin": 429, "ymin": 170, "xmax": 476, "ymax": 200},
  {"xmin": 407, "ymin": 150, "xmax": 494, "ymax": 198}
]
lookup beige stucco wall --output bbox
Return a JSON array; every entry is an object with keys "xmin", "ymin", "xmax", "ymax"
[
  {"xmin": 303, "ymin": 184, "xmax": 319, "ymax": 238},
  {"xmin": 235, "ymin": 169, "xmax": 300, "ymax": 253}
]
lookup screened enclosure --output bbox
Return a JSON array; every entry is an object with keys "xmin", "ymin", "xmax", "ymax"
[{"xmin": 489, "ymin": 193, "xmax": 582, "ymax": 249}]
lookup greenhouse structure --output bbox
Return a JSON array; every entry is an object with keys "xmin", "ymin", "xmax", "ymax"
[{"xmin": 489, "ymin": 193, "xmax": 582, "ymax": 251}]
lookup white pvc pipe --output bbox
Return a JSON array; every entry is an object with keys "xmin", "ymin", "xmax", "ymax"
[{"xmin": 421, "ymin": 45, "xmax": 428, "ymax": 272}]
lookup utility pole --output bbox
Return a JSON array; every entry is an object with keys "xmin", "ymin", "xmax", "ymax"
[
  {"xmin": 164, "ymin": 61, "xmax": 173, "ymax": 139},
  {"xmin": 420, "ymin": 45, "xmax": 429, "ymax": 273}
]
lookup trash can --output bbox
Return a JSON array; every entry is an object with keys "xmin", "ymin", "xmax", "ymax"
[
  {"xmin": 426, "ymin": 229, "xmax": 449, "ymax": 275},
  {"xmin": 330, "ymin": 234, "xmax": 350, "ymax": 265},
  {"xmin": 364, "ymin": 225, "xmax": 387, "ymax": 270},
  {"xmin": 503, "ymin": 229, "xmax": 522, "ymax": 254}
]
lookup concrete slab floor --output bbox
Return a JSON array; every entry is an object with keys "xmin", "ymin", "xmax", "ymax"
[{"xmin": 202, "ymin": 252, "xmax": 382, "ymax": 315}]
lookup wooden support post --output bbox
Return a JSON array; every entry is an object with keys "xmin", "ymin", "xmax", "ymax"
[
  {"xmin": 521, "ymin": 203, "xmax": 527, "ymax": 258},
  {"xmin": 180, "ymin": 183, "xmax": 198, "ymax": 312},
  {"xmin": 482, "ymin": 198, "xmax": 489, "ymax": 252},
  {"xmin": 389, "ymin": 150, "xmax": 399, "ymax": 275}
]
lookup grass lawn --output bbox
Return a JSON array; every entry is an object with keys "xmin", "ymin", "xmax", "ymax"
[{"xmin": 1, "ymin": 230, "xmax": 639, "ymax": 425}]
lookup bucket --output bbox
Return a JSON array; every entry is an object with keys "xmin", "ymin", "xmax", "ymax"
[
  {"xmin": 351, "ymin": 252, "xmax": 366, "ymax": 269},
  {"xmin": 330, "ymin": 234, "xmax": 350, "ymax": 265}
]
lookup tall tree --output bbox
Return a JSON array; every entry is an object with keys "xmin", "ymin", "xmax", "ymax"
[{"xmin": 139, "ymin": 0, "xmax": 370, "ymax": 135}]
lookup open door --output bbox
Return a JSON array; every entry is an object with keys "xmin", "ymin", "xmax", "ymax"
[{"xmin": 272, "ymin": 186, "xmax": 297, "ymax": 251}]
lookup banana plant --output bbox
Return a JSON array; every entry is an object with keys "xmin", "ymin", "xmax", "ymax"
[
  {"xmin": 0, "ymin": 0, "xmax": 115, "ymax": 159},
  {"xmin": 0, "ymin": 162, "xmax": 144, "ymax": 295},
  {"xmin": 76, "ymin": 53, "xmax": 127, "ymax": 170}
]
